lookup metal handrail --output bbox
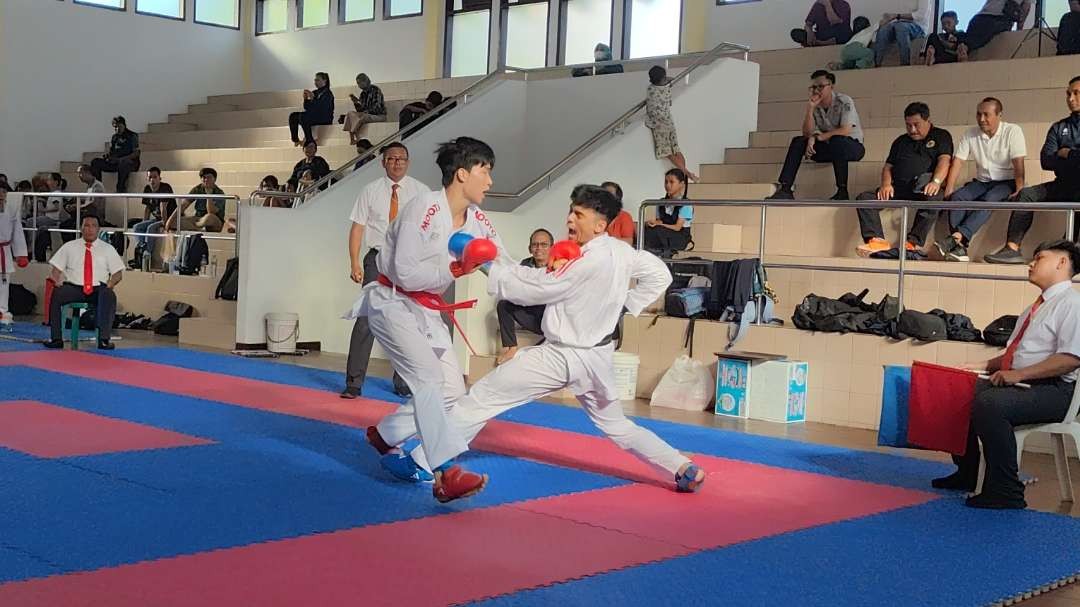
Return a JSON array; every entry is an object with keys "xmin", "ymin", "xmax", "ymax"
[
  {"xmin": 486, "ymin": 41, "xmax": 751, "ymax": 201},
  {"xmin": 637, "ymin": 198, "xmax": 1080, "ymax": 320},
  {"xmin": 269, "ymin": 43, "xmax": 749, "ymax": 206}
]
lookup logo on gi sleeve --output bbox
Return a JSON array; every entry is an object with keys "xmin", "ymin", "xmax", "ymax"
[{"xmin": 420, "ymin": 203, "xmax": 440, "ymax": 232}]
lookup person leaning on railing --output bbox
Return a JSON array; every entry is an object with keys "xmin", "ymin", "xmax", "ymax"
[{"xmin": 166, "ymin": 167, "xmax": 225, "ymax": 234}]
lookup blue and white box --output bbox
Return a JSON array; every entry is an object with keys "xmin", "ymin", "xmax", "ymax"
[{"xmin": 715, "ymin": 353, "xmax": 808, "ymax": 423}]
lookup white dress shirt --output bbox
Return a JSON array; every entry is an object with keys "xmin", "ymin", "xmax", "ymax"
[
  {"xmin": 49, "ymin": 237, "xmax": 124, "ymax": 287},
  {"xmin": 954, "ymin": 122, "xmax": 1027, "ymax": 183},
  {"xmin": 348, "ymin": 175, "xmax": 428, "ymax": 252},
  {"xmin": 1008, "ymin": 281, "xmax": 1080, "ymax": 382}
]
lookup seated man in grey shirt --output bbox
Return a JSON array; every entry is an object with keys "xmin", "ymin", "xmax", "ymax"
[{"xmin": 766, "ymin": 69, "xmax": 865, "ymax": 201}]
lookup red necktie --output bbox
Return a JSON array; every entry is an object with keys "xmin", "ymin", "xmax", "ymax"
[
  {"xmin": 389, "ymin": 184, "xmax": 400, "ymax": 222},
  {"xmin": 1001, "ymin": 295, "xmax": 1044, "ymax": 371},
  {"xmin": 83, "ymin": 242, "xmax": 94, "ymax": 296}
]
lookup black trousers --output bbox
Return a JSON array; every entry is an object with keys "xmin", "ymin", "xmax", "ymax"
[
  {"xmin": 965, "ymin": 13, "xmax": 1014, "ymax": 51},
  {"xmin": 777, "ymin": 135, "xmax": 865, "ymax": 191},
  {"xmin": 926, "ymin": 33, "xmax": 961, "ymax": 63},
  {"xmin": 643, "ymin": 226, "xmax": 692, "ymax": 254},
  {"xmin": 90, "ymin": 157, "xmax": 140, "ymax": 193},
  {"xmin": 496, "ymin": 299, "xmax": 545, "ymax": 348},
  {"xmin": 1060, "ymin": 11, "xmax": 1080, "ymax": 55},
  {"xmin": 790, "ymin": 23, "xmax": 853, "ymax": 45},
  {"xmin": 1005, "ymin": 179, "xmax": 1080, "ymax": 245},
  {"xmin": 953, "ymin": 379, "xmax": 1074, "ymax": 502},
  {"xmin": 345, "ymin": 249, "xmax": 406, "ymax": 394},
  {"xmin": 48, "ymin": 283, "xmax": 116, "ymax": 342},
  {"xmin": 288, "ymin": 111, "xmax": 331, "ymax": 144},
  {"xmin": 855, "ymin": 175, "xmax": 943, "ymax": 246}
]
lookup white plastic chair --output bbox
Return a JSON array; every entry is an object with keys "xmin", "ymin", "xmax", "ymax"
[{"xmin": 978, "ymin": 385, "xmax": 1080, "ymax": 501}]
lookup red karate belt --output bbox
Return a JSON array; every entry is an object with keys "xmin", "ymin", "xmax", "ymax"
[
  {"xmin": 907, "ymin": 360, "xmax": 977, "ymax": 455},
  {"xmin": 376, "ymin": 274, "xmax": 480, "ymax": 356},
  {"xmin": 0, "ymin": 241, "xmax": 9, "ymax": 274}
]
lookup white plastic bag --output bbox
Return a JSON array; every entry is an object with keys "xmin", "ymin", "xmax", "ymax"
[{"xmin": 650, "ymin": 355, "xmax": 715, "ymax": 411}]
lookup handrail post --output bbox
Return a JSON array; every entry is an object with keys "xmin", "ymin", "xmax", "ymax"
[
  {"xmin": 1068, "ymin": 209, "xmax": 1077, "ymax": 242},
  {"xmin": 897, "ymin": 206, "xmax": 909, "ymax": 315},
  {"xmin": 756, "ymin": 205, "xmax": 768, "ymax": 325},
  {"xmin": 636, "ymin": 204, "xmax": 648, "ymax": 251}
]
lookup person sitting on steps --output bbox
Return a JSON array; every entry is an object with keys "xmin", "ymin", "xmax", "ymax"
[{"xmin": 643, "ymin": 169, "xmax": 694, "ymax": 258}]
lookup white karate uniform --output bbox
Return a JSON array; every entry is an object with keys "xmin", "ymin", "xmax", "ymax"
[
  {"xmin": 346, "ymin": 188, "xmax": 507, "ymax": 470},
  {"xmin": 0, "ymin": 197, "xmax": 29, "ymax": 324},
  {"xmin": 411, "ymin": 234, "xmax": 690, "ymax": 478}
]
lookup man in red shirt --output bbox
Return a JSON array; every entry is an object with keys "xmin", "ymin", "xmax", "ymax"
[
  {"xmin": 791, "ymin": 0, "xmax": 853, "ymax": 47},
  {"xmin": 601, "ymin": 182, "xmax": 635, "ymax": 245}
]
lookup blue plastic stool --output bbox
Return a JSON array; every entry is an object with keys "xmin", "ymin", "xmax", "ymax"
[{"xmin": 61, "ymin": 303, "xmax": 98, "ymax": 350}]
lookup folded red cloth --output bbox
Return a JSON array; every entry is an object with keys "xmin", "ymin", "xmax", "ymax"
[{"xmin": 908, "ymin": 361, "xmax": 977, "ymax": 456}]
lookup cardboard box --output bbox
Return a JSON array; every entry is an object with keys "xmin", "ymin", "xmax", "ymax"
[
  {"xmin": 715, "ymin": 352, "xmax": 808, "ymax": 423},
  {"xmin": 694, "ymin": 224, "xmax": 743, "ymax": 254}
]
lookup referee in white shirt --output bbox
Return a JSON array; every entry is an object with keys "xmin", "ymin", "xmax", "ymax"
[
  {"xmin": 936, "ymin": 240, "xmax": 1080, "ymax": 509},
  {"xmin": 44, "ymin": 215, "xmax": 125, "ymax": 350},
  {"xmin": 341, "ymin": 143, "xmax": 428, "ymax": 399}
]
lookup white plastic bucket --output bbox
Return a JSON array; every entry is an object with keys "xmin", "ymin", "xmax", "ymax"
[
  {"xmin": 266, "ymin": 312, "xmax": 299, "ymax": 353},
  {"xmin": 612, "ymin": 352, "xmax": 641, "ymax": 401}
]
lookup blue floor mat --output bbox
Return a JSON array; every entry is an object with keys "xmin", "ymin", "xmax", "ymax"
[{"xmin": 0, "ymin": 321, "xmax": 110, "ymax": 343}]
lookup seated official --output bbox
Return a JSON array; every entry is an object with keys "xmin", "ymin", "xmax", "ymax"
[
  {"xmin": 855, "ymin": 102, "xmax": 952, "ymax": 260},
  {"xmin": 937, "ymin": 240, "xmax": 1080, "ymax": 509},
  {"xmin": 495, "ymin": 228, "xmax": 553, "ymax": 366},
  {"xmin": 643, "ymin": 169, "xmax": 693, "ymax": 256},
  {"xmin": 937, "ymin": 97, "xmax": 1026, "ymax": 262},
  {"xmin": 602, "ymin": 181, "xmax": 635, "ymax": 245},
  {"xmin": 44, "ymin": 215, "xmax": 124, "ymax": 350}
]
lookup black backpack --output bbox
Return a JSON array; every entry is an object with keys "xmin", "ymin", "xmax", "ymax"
[
  {"xmin": 180, "ymin": 235, "xmax": 209, "ymax": 276},
  {"xmin": 9, "ymin": 284, "xmax": 36, "ymax": 315},
  {"xmin": 892, "ymin": 310, "xmax": 948, "ymax": 342},
  {"xmin": 928, "ymin": 309, "xmax": 982, "ymax": 342},
  {"xmin": 150, "ymin": 301, "xmax": 193, "ymax": 336},
  {"xmin": 215, "ymin": 257, "xmax": 239, "ymax": 300},
  {"xmin": 983, "ymin": 315, "xmax": 1018, "ymax": 347}
]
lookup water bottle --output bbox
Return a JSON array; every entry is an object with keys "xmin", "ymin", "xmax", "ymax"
[
  {"xmin": 199, "ymin": 254, "xmax": 209, "ymax": 277},
  {"xmin": 209, "ymin": 255, "xmax": 218, "ymax": 278},
  {"xmin": 141, "ymin": 249, "xmax": 151, "ymax": 272}
]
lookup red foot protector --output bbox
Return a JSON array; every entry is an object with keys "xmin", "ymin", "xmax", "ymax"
[
  {"xmin": 0, "ymin": 503, "xmax": 691, "ymax": 607},
  {"xmin": 0, "ymin": 400, "xmax": 213, "ymax": 458}
]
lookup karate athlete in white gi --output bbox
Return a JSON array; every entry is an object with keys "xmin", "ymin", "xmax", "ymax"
[
  {"xmin": 406, "ymin": 184, "xmax": 706, "ymax": 493},
  {"xmin": 350, "ymin": 137, "xmax": 508, "ymax": 503},
  {"xmin": 0, "ymin": 188, "xmax": 30, "ymax": 327}
]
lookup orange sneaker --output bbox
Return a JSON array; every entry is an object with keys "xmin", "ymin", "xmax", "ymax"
[
  {"xmin": 856, "ymin": 238, "xmax": 891, "ymax": 258},
  {"xmin": 433, "ymin": 465, "xmax": 488, "ymax": 503}
]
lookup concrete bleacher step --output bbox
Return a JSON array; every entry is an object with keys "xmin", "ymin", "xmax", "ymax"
[
  {"xmin": 141, "ymin": 122, "xmax": 397, "ymax": 149},
  {"xmin": 147, "ymin": 122, "xmax": 198, "ymax": 134},
  {"xmin": 76, "ymin": 144, "xmax": 363, "ymax": 170},
  {"xmin": 205, "ymin": 77, "xmax": 478, "ymax": 111},
  {"xmin": 164, "ymin": 98, "xmax": 418, "ymax": 132},
  {"xmin": 186, "ymin": 102, "xmax": 239, "ymax": 114},
  {"xmin": 699, "ymin": 157, "xmax": 1052, "ymax": 186},
  {"xmin": 178, "ymin": 317, "xmax": 236, "ymax": 350}
]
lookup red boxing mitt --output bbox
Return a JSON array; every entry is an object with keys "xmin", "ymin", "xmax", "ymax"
[
  {"xmin": 547, "ymin": 240, "xmax": 582, "ymax": 272},
  {"xmin": 15, "ymin": 256, "xmax": 29, "ymax": 268},
  {"xmin": 455, "ymin": 237, "xmax": 498, "ymax": 275}
]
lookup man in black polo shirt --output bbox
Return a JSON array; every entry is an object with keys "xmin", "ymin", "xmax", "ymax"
[
  {"xmin": 495, "ymin": 228, "xmax": 552, "ymax": 366},
  {"xmin": 855, "ymin": 102, "xmax": 953, "ymax": 260},
  {"xmin": 90, "ymin": 116, "xmax": 141, "ymax": 193}
]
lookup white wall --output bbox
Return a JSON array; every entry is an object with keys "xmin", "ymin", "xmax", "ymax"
[
  {"xmin": 249, "ymin": 2, "xmax": 429, "ymax": 92},
  {"xmin": 0, "ymin": 0, "xmax": 245, "ymax": 179},
  {"xmin": 236, "ymin": 57, "xmax": 759, "ymax": 364}
]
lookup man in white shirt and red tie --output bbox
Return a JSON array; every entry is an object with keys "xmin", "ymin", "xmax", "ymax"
[
  {"xmin": 936, "ymin": 240, "xmax": 1080, "ymax": 509},
  {"xmin": 342, "ymin": 142, "xmax": 428, "ymax": 399},
  {"xmin": 43, "ymin": 215, "xmax": 125, "ymax": 350}
]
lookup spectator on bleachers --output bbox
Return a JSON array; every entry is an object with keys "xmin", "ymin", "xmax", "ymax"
[
  {"xmin": 90, "ymin": 116, "xmax": 141, "ymax": 193},
  {"xmin": 0, "ymin": 175, "xmax": 9, "ymax": 191},
  {"xmin": 646, "ymin": 66, "xmax": 698, "ymax": 182},
  {"xmin": 495, "ymin": 228, "xmax": 553, "ymax": 366},
  {"xmin": 258, "ymin": 175, "xmax": 291, "ymax": 208},
  {"xmin": 32, "ymin": 173, "xmax": 67, "ymax": 262},
  {"xmin": 341, "ymin": 73, "xmax": 385, "ymax": 146},
  {"xmin": 341, "ymin": 141, "xmax": 422, "ymax": 399},
  {"xmin": 167, "ymin": 167, "xmax": 224, "ymax": 233},
  {"xmin": 766, "ymin": 70, "xmax": 865, "ymax": 201},
  {"xmin": 14, "ymin": 181, "xmax": 32, "ymax": 219},
  {"xmin": 57, "ymin": 165, "xmax": 105, "ymax": 244},
  {"xmin": 130, "ymin": 167, "xmax": 174, "ymax": 264},
  {"xmin": 288, "ymin": 141, "xmax": 331, "ymax": 190},
  {"xmin": 354, "ymin": 138, "xmax": 375, "ymax": 171},
  {"xmin": 985, "ymin": 76, "xmax": 1080, "ymax": 263},
  {"xmin": 791, "ymin": 0, "xmax": 853, "ymax": 47},
  {"xmin": 871, "ymin": 0, "xmax": 931, "ymax": 66},
  {"xmin": 830, "ymin": 17, "xmax": 877, "ymax": 70},
  {"xmin": 1059, "ymin": 0, "xmax": 1080, "ymax": 55},
  {"xmin": 572, "ymin": 43, "xmax": 625, "ymax": 77},
  {"xmin": 601, "ymin": 181, "xmax": 635, "ymax": 245},
  {"xmin": 400, "ymin": 91, "xmax": 454, "ymax": 137},
  {"xmin": 289, "ymin": 72, "xmax": 335, "ymax": 146},
  {"xmin": 965, "ymin": 0, "xmax": 1032, "ymax": 54},
  {"xmin": 937, "ymin": 98, "xmax": 1025, "ymax": 262},
  {"xmin": 925, "ymin": 11, "xmax": 969, "ymax": 65},
  {"xmin": 942, "ymin": 239, "xmax": 1080, "ymax": 510},
  {"xmin": 643, "ymin": 169, "xmax": 693, "ymax": 256},
  {"xmin": 855, "ymin": 102, "xmax": 953, "ymax": 260},
  {"xmin": 43, "ymin": 215, "xmax": 123, "ymax": 351}
]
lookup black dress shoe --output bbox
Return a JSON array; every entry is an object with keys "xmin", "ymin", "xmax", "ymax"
[
  {"xmin": 931, "ymin": 471, "xmax": 977, "ymax": 492},
  {"xmin": 42, "ymin": 339, "xmax": 64, "ymax": 349},
  {"xmin": 965, "ymin": 492, "xmax": 1026, "ymax": 510},
  {"xmin": 340, "ymin": 387, "xmax": 360, "ymax": 399},
  {"xmin": 97, "ymin": 340, "xmax": 115, "ymax": 351}
]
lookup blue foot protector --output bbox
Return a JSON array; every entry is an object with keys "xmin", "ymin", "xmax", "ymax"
[
  {"xmin": 676, "ymin": 464, "xmax": 705, "ymax": 493},
  {"xmin": 380, "ymin": 452, "xmax": 434, "ymax": 483}
]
